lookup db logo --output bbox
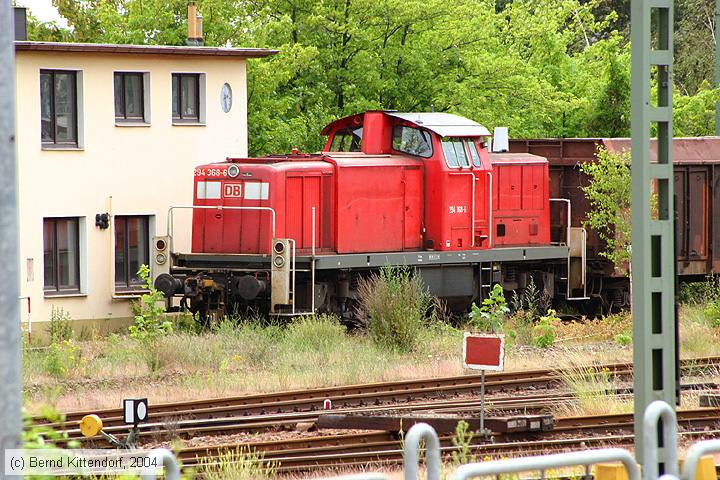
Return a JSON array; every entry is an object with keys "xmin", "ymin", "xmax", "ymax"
[{"xmin": 223, "ymin": 183, "xmax": 242, "ymax": 198}]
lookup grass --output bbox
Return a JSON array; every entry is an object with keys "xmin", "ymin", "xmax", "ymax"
[
  {"xmin": 23, "ymin": 314, "xmax": 466, "ymax": 413},
  {"xmin": 23, "ymin": 286, "xmax": 720, "ymax": 415},
  {"xmin": 195, "ymin": 446, "xmax": 277, "ymax": 480},
  {"xmin": 554, "ymin": 359, "xmax": 634, "ymax": 416}
]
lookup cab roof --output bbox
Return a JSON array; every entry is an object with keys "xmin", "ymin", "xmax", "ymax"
[{"xmin": 321, "ymin": 111, "xmax": 491, "ymax": 138}]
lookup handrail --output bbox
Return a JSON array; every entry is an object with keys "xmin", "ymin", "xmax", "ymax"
[
  {"xmin": 642, "ymin": 400, "xmax": 679, "ymax": 480},
  {"xmin": 681, "ymin": 439, "xmax": 720, "ymax": 480},
  {"xmin": 404, "ymin": 423, "xmax": 441, "ymax": 480},
  {"xmin": 549, "ymin": 198, "xmax": 571, "ymax": 245},
  {"xmin": 452, "ymin": 448, "xmax": 639, "ymax": 480},
  {"xmin": 166, "ymin": 205, "xmax": 277, "ymax": 251},
  {"xmin": 450, "ymin": 172, "xmax": 476, "ymax": 247},
  {"xmin": 139, "ymin": 448, "xmax": 180, "ymax": 480},
  {"xmin": 486, "ymin": 171, "xmax": 493, "ymax": 248}
]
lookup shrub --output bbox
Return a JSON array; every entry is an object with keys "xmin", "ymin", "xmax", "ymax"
[
  {"xmin": 532, "ymin": 309, "xmax": 559, "ymax": 348},
  {"xmin": 681, "ymin": 274, "xmax": 720, "ymax": 305},
  {"xmin": 469, "ymin": 284, "xmax": 509, "ymax": 333},
  {"xmin": 357, "ymin": 266, "xmax": 432, "ymax": 352}
]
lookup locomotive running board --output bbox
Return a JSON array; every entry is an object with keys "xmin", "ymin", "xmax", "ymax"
[{"xmin": 172, "ymin": 246, "xmax": 570, "ymax": 270}]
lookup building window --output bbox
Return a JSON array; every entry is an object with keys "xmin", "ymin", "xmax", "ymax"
[
  {"xmin": 40, "ymin": 70, "xmax": 78, "ymax": 146},
  {"xmin": 172, "ymin": 73, "xmax": 200, "ymax": 122},
  {"xmin": 115, "ymin": 216, "xmax": 150, "ymax": 290},
  {"xmin": 43, "ymin": 218, "xmax": 80, "ymax": 294},
  {"xmin": 114, "ymin": 72, "xmax": 146, "ymax": 122}
]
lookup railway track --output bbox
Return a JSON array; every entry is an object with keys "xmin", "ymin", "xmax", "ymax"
[
  {"xmin": 178, "ymin": 408, "xmax": 720, "ymax": 472},
  {"xmin": 62, "ymin": 382, "xmax": 717, "ymax": 442},
  {"xmin": 44, "ymin": 355, "xmax": 720, "ymax": 434}
]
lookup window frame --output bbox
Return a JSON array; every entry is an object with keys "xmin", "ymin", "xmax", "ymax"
[
  {"xmin": 40, "ymin": 69, "xmax": 78, "ymax": 148},
  {"xmin": 43, "ymin": 217, "xmax": 81, "ymax": 295},
  {"xmin": 391, "ymin": 125, "xmax": 434, "ymax": 158},
  {"xmin": 172, "ymin": 73, "xmax": 201, "ymax": 123},
  {"xmin": 114, "ymin": 215, "xmax": 150, "ymax": 291},
  {"xmin": 114, "ymin": 72, "xmax": 147, "ymax": 123},
  {"xmin": 442, "ymin": 137, "xmax": 480, "ymax": 169}
]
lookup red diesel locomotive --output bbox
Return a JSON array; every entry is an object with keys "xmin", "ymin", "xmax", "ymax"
[{"xmin": 153, "ymin": 110, "xmax": 585, "ymax": 318}]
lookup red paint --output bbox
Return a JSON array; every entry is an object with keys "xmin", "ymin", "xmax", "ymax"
[
  {"xmin": 464, "ymin": 335, "xmax": 504, "ymax": 370},
  {"xmin": 191, "ymin": 111, "xmax": 553, "ymax": 256}
]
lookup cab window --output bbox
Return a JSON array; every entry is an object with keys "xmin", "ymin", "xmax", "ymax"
[
  {"xmin": 330, "ymin": 127, "xmax": 363, "ymax": 152},
  {"xmin": 442, "ymin": 138, "xmax": 481, "ymax": 168},
  {"xmin": 468, "ymin": 141, "xmax": 482, "ymax": 167},
  {"xmin": 442, "ymin": 138, "xmax": 470, "ymax": 168},
  {"xmin": 392, "ymin": 126, "xmax": 433, "ymax": 158}
]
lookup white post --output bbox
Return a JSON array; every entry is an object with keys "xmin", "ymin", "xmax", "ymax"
[
  {"xmin": 0, "ymin": 1, "xmax": 23, "ymax": 477},
  {"xmin": 480, "ymin": 369, "xmax": 486, "ymax": 435}
]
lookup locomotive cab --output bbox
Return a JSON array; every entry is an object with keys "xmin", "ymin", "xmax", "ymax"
[{"xmin": 324, "ymin": 111, "xmax": 497, "ymax": 251}]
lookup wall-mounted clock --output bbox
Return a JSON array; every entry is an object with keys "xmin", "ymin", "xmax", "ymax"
[{"xmin": 221, "ymin": 83, "xmax": 233, "ymax": 113}]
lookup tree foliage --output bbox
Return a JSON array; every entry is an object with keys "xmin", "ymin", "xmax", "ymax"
[
  {"xmin": 580, "ymin": 146, "xmax": 631, "ymax": 273},
  {"xmin": 21, "ymin": 0, "xmax": 720, "ymax": 153}
]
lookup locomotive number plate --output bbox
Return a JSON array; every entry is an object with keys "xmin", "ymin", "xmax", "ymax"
[
  {"xmin": 194, "ymin": 167, "xmax": 228, "ymax": 177},
  {"xmin": 449, "ymin": 205, "xmax": 468, "ymax": 214}
]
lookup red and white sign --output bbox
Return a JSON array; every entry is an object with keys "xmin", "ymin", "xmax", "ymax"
[
  {"xmin": 462, "ymin": 332, "xmax": 505, "ymax": 371},
  {"xmin": 223, "ymin": 183, "xmax": 243, "ymax": 198}
]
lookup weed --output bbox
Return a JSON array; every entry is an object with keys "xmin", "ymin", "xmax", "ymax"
[
  {"xmin": 44, "ymin": 340, "xmax": 82, "ymax": 379},
  {"xmin": 48, "ymin": 306, "xmax": 73, "ymax": 344},
  {"xmin": 129, "ymin": 265, "xmax": 173, "ymax": 373},
  {"xmin": 357, "ymin": 266, "xmax": 432, "ymax": 352},
  {"xmin": 129, "ymin": 265, "xmax": 172, "ymax": 341},
  {"xmin": 469, "ymin": 284, "xmax": 509, "ymax": 333},
  {"xmin": 197, "ymin": 446, "xmax": 277, "ymax": 480},
  {"xmin": 532, "ymin": 309, "xmax": 559, "ymax": 348},
  {"xmin": 450, "ymin": 420, "xmax": 476, "ymax": 466},
  {"xmin": 614, "ymin": 332, "xmax": 632, "ymax": 346}
]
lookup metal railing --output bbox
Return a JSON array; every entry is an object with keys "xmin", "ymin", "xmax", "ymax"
[{"xmin": 140, "ymin": 448, "xmax": 180, "ymax": 480}]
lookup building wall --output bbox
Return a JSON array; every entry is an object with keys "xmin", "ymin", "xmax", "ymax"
[{"xmin": 15, "ymin": 50, "xmax": 248, "ymax": 335}]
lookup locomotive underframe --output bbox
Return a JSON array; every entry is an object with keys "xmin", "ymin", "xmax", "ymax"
[{"xmin": 162, "ymin": 245, "xmax": 596, "ymax": 320}]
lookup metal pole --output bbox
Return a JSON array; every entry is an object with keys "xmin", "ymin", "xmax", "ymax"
[
  {"xmin": 480, "ymin": 369, "xmax": 485, "ymax": 435},
  {"xmin": 631, "ymin": 0, "xmax": 677, "ymax": 467},
  {"xmin": 0, "ymin": 0, "xmax": 22, "ymax": 477}
]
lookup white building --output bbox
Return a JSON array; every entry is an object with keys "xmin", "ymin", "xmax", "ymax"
[{"xmin": 14, "ymin": 34, "xmax": 275, "ymax": 337}]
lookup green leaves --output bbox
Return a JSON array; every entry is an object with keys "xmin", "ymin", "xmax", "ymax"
[
  {"xmin": 22, "ymin": 0, "xmax": 716, "ymax": 152},
  {"xmin": 470, "ymin": 284, "xmax": 510, "ymax": 333},
  {"xmin": 580, "ymin": 146, "xmax": 631, "ymax": 273}
]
